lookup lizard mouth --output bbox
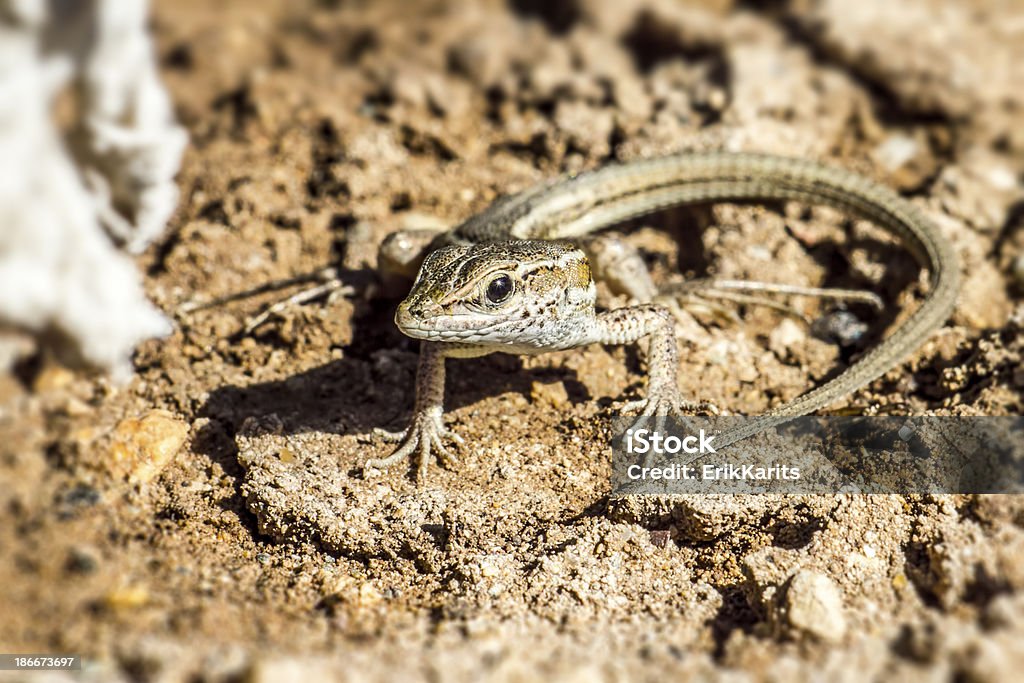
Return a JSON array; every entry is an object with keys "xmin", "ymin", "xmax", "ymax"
[
  {"xmin": 397, "ymin": 301, "xmax": 489, "ymax": 332},
  {"xmin": 396, "ymin": 306, "xmax": 512, "ymax": 342},
  {"xmin": 398, "ymin": 318, "xmax": 505, "ymax": 341}
]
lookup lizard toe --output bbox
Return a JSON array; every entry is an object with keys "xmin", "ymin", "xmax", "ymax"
[
  {"xmin": 366, "ymin": 414, "xmax": 464, "ymax": 481},
  {"xmin": 373, "ymin": 427, "xmax": 409, "ymax": 443}
]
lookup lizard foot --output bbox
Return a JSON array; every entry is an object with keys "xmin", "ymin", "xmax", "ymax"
[
  {"xmin": 366, "ymin": 411, "xmax": 463, "ymax": 481},
  {"xmin": 619, "ymin": 395, "xmax": 719, "ymax": 417},
  {"xmin": 619, "ymin": 389, "xmax": 719, "ymax": 434}
]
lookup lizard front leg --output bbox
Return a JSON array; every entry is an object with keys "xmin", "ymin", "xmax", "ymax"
[
  {"xmin": 367, "ymin": 341, "xmax": 486, "ymax": 481},
  {"xmin": 588, "ymin": 304, "xmax": 715, "ymax": 419}
]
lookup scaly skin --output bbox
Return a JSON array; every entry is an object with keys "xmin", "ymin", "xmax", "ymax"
[{"xmin": 366, "ymin": 153, "xmax": 959, "ymax": 479}]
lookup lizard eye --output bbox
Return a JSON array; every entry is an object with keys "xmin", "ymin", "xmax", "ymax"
[{"xmin": 485, "ymin": 274, "xmax": 514, "ymax": 304}]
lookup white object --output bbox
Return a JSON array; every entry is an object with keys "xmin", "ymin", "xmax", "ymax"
[{"xmin": 0, "ymin": 0, "xmax": 186, "ymax": 380}]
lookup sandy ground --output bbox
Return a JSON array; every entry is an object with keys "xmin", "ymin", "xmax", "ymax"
[{"xmin": 2, "ymin": 0, "xmax": 1023, "ymax": 680}]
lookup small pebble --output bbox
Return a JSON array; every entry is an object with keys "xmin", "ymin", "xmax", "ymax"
[
  {"xmin": 769, "ymin": 318, "xmax": 806, "ymax": 358},
  {"xmin": 32, "ymin": 364, "xmax": 75, "ymax": 393},
  {"xmin": 649, "ymin": 530, "xmax": 670, "ymax": 548},
  {"xmin": 57, "ymin": 484, "xmax": 101, "ymax": 519},
  {"xmin": 873, "ymin": 134, "xmax": 919, "ymax": 173},
  {"xmin": 531, "ymin": 380, "xmax": 570, "ymax": 410},
  {"xmin": 872, "ymin": 133, "xmax": 936, "ymax": 191},
  {"xmin": 65, "ymin": 546, "xmax": 100, "ymax": 575},
  {"xmin": 102, "ymin": 585, "xmax": 150, "ymax": 611},
  {"xmin": 357, "ymin": 582, "xmax": 383, "ymax": 607},
  {"xmin": 106, "ymin": 410, "xmax": 190, "ymax": 484},
  {"xmin": 811, "ymin": 310, "xmax": 869, "ymax": 348},
  {"xmin": 784, "ymin": 570, "xmax": 847, "ymax": 643}
]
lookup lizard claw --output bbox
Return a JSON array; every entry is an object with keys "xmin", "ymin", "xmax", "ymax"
[
  {"xmin": 619, "ymin": 389, "xmax": 718, "ymax": 434},
  {"xmin": 365, "ymin": 410, "xmax": 464, "ymax": 481},
  {"xmin": 619, "ymin": 392, "xmax": 719, "ymax": 418}
]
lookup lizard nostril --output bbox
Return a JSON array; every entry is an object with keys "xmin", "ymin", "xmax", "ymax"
[{"xmin": 395, "ymin": 303, "xmax": 415, "ymax": 328}]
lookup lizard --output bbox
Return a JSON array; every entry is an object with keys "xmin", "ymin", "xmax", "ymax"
[{"xmin": 364, "ymin": 152, "xmax": 960, "ymax": 481}]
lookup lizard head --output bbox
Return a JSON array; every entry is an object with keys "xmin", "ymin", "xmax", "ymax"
[{"xmin": 395, "ymin": 240, "xmax": 596, "ymax": 349}]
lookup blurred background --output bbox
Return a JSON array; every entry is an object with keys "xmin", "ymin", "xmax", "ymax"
[{"xmin": 1, "ymin": 0, "xmax": 1022, "ymax": 680}]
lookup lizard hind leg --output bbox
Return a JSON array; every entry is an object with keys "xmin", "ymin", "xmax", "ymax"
[
  {"xmin": 658, "ymin": 279, "xmax": 884, "ymax": 326},
  {"xmin": 579, "ymin": 233, "xmax": 881, "ymax": 327},
  {"xmin": 577, "ymin": 233, "xmax": 660, "ymax": 303}
]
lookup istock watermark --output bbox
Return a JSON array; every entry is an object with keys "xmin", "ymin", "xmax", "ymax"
[
  {"xmin": 625, "ymin": 427, "xmax": 718, "ymax": 455},
  {"xmin": 609, "ymin": 416, "xmax": 1024, "ymax": 494}
]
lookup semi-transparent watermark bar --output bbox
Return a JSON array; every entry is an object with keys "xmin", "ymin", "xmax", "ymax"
[{"xmin": 610, "ymin": 416, "xmax": 1024, "ymax": 494}]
